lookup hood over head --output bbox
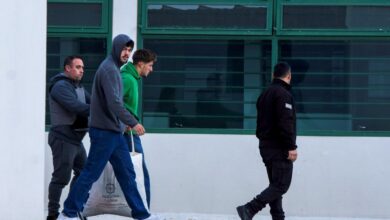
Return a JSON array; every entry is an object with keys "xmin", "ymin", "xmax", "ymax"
[{"xmin": 111, "ymin": 34, "xmax": 133, "ymax": 67}]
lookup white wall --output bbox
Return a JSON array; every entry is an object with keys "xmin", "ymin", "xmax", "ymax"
[
  {"xmin": 143, "ymin": 135, "xmax": 390, "ymax": 219},
  {"xmin": 112, "ymin": 0, "xmax": 139, "ymax": 49},
  {"xmin": 44, "ymin": 134, "xmax": 390, "ymax": 219},
  {"xmin": 0, "ymin": 0, "xmax": 47, "ymax": 219}
]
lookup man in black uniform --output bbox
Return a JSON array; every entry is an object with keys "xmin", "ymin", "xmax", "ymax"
[{"xmin": 236, "ymin": 62, "xmax": 298, "ymax": 220}]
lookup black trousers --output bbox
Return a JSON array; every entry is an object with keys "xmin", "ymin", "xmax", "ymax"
[
  {"xmin": 248, "ymin": 147, "xmax": 293, "ymax": 220},
  {"xmin": 47, "ymin": 133, "xmax": 87, "ymax": 216}
]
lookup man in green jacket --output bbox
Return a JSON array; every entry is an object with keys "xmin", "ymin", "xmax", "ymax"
[{"xmin": 121, "ymin": 49, "xmax": 157, "ymax": 208}]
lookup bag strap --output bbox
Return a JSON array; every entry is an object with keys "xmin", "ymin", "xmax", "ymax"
[{"xmin": 130, "ymin": 130, "xmax": 135, "ymax": 153}]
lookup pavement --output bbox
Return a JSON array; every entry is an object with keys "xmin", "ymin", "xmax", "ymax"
[{"xmin": 88, "ymin": 213, "xmax": 389, "ymax": 220}]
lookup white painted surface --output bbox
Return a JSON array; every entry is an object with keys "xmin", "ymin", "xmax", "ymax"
[
  {"xmin": 44, "ymin": 134, "xmax": 390, "ymax": 219},
  {"xmin": 0, "ymin": 1, "xmax": 46, "ymax": 219},
  {"xmin": 143, "ymin": 135, "xmax": 390, "ymax": 219},
  {"xmin": 112, "ymin": 0, "xmax": 138, "ymax": 50}
]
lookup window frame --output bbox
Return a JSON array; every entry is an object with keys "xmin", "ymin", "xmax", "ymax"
[
  {"xmin": 47, "ymin": 0, "xmax": 110, "ymax": 33},
  {"xmin": 139, "ymin": 35, "xmax": 390, "ymax": 136},
  {"xmin": 277, "ymin": 36, "xmax": 390, "ymax": 136},
  {"xmin": 138, "ymin": 0, "xmax": 390, "ymax": 136},
  {"xmin": 140, "ymin": 0, "xmax": 274, "ymax": 36},
  {"xmin": 138, "ymin": 34, "xmax": 274, "ymax": 135},
  {"xmin": 276, "ymin": 0, "xmax": 390, "ymax": 36}
]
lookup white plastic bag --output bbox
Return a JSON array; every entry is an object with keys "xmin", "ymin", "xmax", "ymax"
[{"xmin": 82, "ymin": 133, "xmax": 148, "ymax": 217}]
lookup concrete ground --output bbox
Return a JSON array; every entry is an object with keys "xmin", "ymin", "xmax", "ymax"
[{"xmin": 86, "ymin": 213, "xmax": 389, "ymax": 220}]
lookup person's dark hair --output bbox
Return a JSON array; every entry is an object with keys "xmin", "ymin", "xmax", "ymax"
[
  {"xmin": 63, "ymin": 55, "xmax": 83, "ymax": 70},
  {"xmin": 126, "ymin": 39, "xmax": 134, "ymax": 49},
  {"xmin": 132, "ymin": 49, "xmax": 157, "ymax": 65},
  {"xmin": 273, "ymin": 62, "xmax": 291, "ymax": 78}
]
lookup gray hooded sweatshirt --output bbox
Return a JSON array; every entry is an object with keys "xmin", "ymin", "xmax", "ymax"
[
  {"xmin": 49, "ymin": 73, "xmax": 90, "ymax": 143},
  {"xmin": 89, "ymin": 34, "xmax": 138, "ymax": 132}
]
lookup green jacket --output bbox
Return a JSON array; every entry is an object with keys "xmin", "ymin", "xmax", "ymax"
[{"xmin": 120, "ymin": 63, "xmax": 141, "ymax": 121}]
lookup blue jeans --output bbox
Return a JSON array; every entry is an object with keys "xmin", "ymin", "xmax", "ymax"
[
  {"xmin": 62, "ymin": 127, "xmax": 150, "ymax": 220},
  {"xmin": 124, "ymin": 133, "xmax": 151, "ymax": 208}
]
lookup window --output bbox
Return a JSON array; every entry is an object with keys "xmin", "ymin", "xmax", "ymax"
[
  {"xmin": 46, "ymin": 0, "xmax": 111, "ymax": 126},
  {"xmin": 142, "ymin": 39, "xmax": 271, "ymax": 130},
  {"xmin": 48, "ymin": 3, "xmax": 103, "ymax": 27},
  {"xmin": 277, "ymin": 0, "xmax": 390, "ymax": 35},
  {"xmin": 282, "ymin": 5, "xmax": 390, "ymax": 30},
  {"xmin": 280, "ymin": 40, "xmax": 390, "ymax": 132},
  {"xmin": 47, "ymin": 0, "xmax": 110, "ymax": 33},
  {"xmin": 141, "ymin": 0, "xmax": 273, "ymax": 35},
  {"xmin": 147, "ymin": 4, "xmax": 267, "ymax": 29},
  {"xmin": 46, "ymin": 37, "xmax": 107, "ymax": 91},
  {"xmin": 140, "ymin": 0, "xmax": 390, "ymax": 135}
]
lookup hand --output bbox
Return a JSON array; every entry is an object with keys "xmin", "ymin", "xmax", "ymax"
[
  {"xmin": 132, "ymin": 123, "xmax": 145, "ymax": 136},
  {"xmin": 287, "ymin": 149, "xmax": 298, "ymax": 162}
]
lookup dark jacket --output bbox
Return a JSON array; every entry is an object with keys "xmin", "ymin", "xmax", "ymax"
[
  {"xmin": 49, "ymin": 73, "xmax": 90, "ymax": 144},
  {"xmin": 256, "ymin": 78, "xmax": 297, "ymax": 151},
  {"xmin": 89, "ymin": 34, "xmax": 138, "ymax": 132}
]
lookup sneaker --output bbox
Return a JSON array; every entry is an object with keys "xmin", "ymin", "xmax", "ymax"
[
  {"xmin": 236, "ymin": 205, "xmax": 255, "ymax": 220},
  {"xmin": 77, "ymin": 212, "xmax": 87, "ymax": 220},
  {"xmin": 57, "ymin": 213, "xmax": 79, "ymax": 220},
  {"xmin": 142, "ymin": 214, "xmax": 161, "ymax": 220}
]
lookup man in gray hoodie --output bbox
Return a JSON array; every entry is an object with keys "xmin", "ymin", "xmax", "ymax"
[
  {"xmin": 59, "ymin": 34, "xmax": 158, "ymax": 220},
  {"xmin": 47, "ymin": 55, "xmax": 90, "ymax": 220}
]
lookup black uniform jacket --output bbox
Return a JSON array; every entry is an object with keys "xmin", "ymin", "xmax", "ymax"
[{"xmin": 256, "ymin": 78, "xmax": 297, "ymax": 151}]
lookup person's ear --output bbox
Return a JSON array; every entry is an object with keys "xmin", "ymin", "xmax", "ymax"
[
  {"xmin": 65, "ymin": 64, "xmax": 71, "ymax": 72},
  {"xmin": 287, "ymin": 73, "xmax": 292, "ymax": 83}
]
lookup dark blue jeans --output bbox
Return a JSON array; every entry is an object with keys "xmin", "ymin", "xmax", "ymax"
[
  {"xmin": 62, "ymin": 128, "xmax": 150, "ymax": 220},
  {"xmin": 124, "ymin": 133, "xmax": 151, "ymax": 208}
]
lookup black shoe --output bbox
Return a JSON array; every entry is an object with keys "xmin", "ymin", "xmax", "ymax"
[
  {"xmin": 236, "ymin": 205, "xmax": 254, "ymax": 220},
  {"xmin": 46, "ymin": 213, "xmax": 59, "ymax": 220}
]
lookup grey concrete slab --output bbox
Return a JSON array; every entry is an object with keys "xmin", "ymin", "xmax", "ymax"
[{"xmin": 87, "ymin": 213, "xmax": 389, "ymax": 220}]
